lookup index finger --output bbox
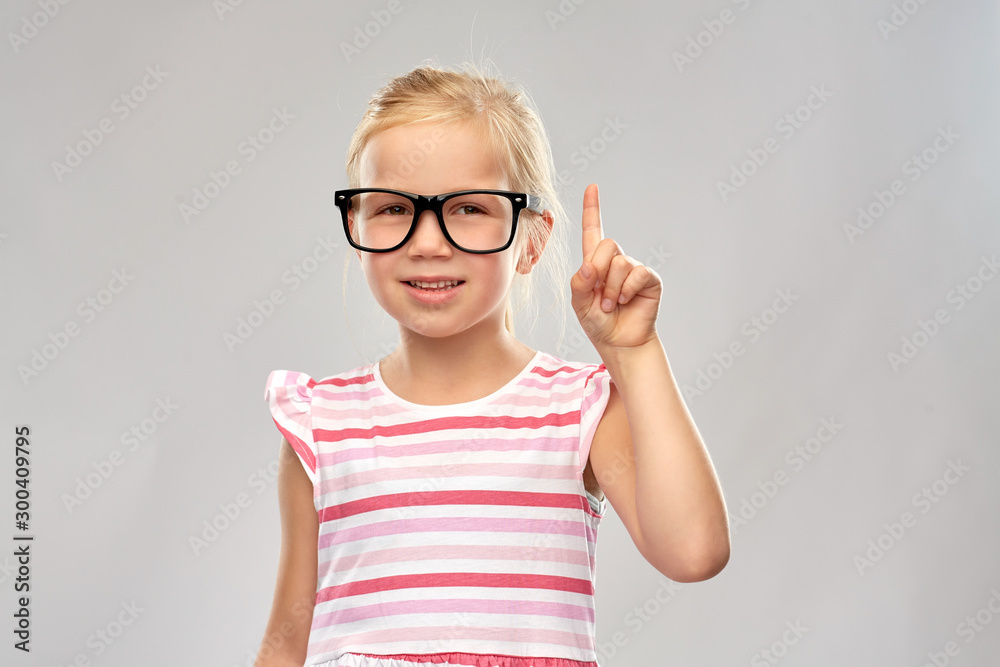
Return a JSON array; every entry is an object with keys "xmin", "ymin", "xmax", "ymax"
[{"xmin": 582, "ymin": 183, "xmax": 604, "ymax": 264}]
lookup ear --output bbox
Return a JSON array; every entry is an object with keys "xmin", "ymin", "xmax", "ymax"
[{"xmin": 516, "ymin": 209, "xmax": 554, "ymax": 275}]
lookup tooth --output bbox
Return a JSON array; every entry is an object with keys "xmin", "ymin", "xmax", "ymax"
[{"xmin": 410, "ymin": 280, "xmax": 458, "ymax": 288}]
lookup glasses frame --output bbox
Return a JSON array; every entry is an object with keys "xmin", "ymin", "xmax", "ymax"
[{"xmin": 334, "ymin": 188, "xmax": 544, "ymax": 254}]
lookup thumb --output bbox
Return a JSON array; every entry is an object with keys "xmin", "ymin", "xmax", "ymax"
[{"xmin": 571, "ymin": 262, "xmax": 598, "ymax": 316}]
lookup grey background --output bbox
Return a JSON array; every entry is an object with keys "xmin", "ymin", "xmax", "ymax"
[{"xmin": 2, "ymin": 0, "xmax": 999, "ymax": 665}]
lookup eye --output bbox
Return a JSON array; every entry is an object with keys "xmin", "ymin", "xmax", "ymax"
[
  {"xmin": 376, "ymin": 204, "xmax": 410, "ymax": 216},
  {"xmin": 448, "ymin": 197, "xmax": 495, "ymax": 216},
  {"xmin": 445, "ymin": 192, "xmax": 509, "ymax": 219},
  {"xmin": 356, "ymin": 192, "xmax": 412, "ymax": 218},
  {"xmin": 454, "ymin": 204, "xmax": 485, "ymax": 215}
]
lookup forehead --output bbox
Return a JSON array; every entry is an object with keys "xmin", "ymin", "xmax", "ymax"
[{"xmin": 358, "ymin": 120, "xmax": 509, "ymax": 192}]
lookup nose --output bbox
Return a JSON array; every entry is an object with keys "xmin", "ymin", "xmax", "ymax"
[{"xmin": 405, "ymin": 209, "xmax": 453, "ymax": 255}]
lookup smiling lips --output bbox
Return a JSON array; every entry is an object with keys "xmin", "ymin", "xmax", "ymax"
[
  {"xmin": 400, "ymin": 279, "xmax": 465, "ymax": 303},
  {"xmin": 402, "ymin": 278, "xmax": 465, "ymax": 290}
]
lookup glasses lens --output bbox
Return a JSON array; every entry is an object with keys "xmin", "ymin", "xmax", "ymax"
[
  {"xmin": 346, "ymin": 191, "xmax": 516, "ymax": 252},
  {"xmin": 347, "ymin": 191, "xmax": 413, "ymax": 251},
  {"xmin": 441, "ymin": 192, "xmax": 513, "ymax": 252}
]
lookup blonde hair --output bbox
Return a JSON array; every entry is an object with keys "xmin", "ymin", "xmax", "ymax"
[{"xmin": 341, "ymin": 60, "xmax": 572, "ymax": 354}]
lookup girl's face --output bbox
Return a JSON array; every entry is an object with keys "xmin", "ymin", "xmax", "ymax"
[{"xmin": 354, "ymin": 120, "xmax": 538, "ymax": 341}]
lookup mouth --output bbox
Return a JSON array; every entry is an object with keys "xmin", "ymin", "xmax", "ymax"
[{"xmin": 401, "ymin": 279, "xmax": 466, "ymax": 292}]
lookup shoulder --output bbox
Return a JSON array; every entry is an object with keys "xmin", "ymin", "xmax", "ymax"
[
  {"xmin": 538, "ymin": 352, "xmax": 615, "ymax": 399},
  {"xmin": 264, "ymin": 362, "xmax": 374, "ymax": 401},
  {"xmin": 547, "ymin": 353, "xmax": 623, "ymax": 470},
  {"xmin": 538, "ymin": 351, "xmax": 616, "ymax": 438},
  {"xmin": 264, "ymin": 370, "xmax": 315, "ymax": 401},
  {"xmin": 534, "ymin": 350, "xmax": 608, "ymax": 384}
]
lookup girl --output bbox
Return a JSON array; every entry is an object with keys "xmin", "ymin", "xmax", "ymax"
[{"xmin": 258, "ymin": 62, "xmax": 729, "ymax": 667}]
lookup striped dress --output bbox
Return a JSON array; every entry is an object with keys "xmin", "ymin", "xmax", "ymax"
[{"xmin": 263, "ymin": 349, "xmax": 615, "ymax": 667}]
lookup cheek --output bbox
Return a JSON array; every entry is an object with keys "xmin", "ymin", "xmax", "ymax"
[
  {"xmin": 461, "ymin": 259, "xmax": 510, "ymax": 298},
  {"xmin": 359, "ymin": 256, "xmax": 393, "ymax": 294}
]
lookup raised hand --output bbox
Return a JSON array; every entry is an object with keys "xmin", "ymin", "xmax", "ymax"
[{"xmin": 570, "ymin": 184, "xmax": 662, "ymax": 352}]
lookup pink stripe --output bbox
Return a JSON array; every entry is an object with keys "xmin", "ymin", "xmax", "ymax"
[
  {"xmin": 319, "ymin": 490, "xmax": 585, "ymax": 522},
  {"xmin": 312, "ymin": 400, "xmax": 412, "ymax": 421},
  {"xmin": 519, "ymin": 374, "xmax": 589, "ymax": 392},
  {"xmin": 322, "ymin": 544, "xmax": 593, "ymax": 572},
  {"xmin": 313, "ymin": 597, "xmax": 595, "ymax": 626},
  {"xmin": 532, "ymin": 364, "xmax": 587, "ymax": 378},
  {"xmin": 320, "ymin": 462, "xmax": 579, "ymax": 494},
  {"xmin": 312, "ymin": 385, "xmax": 577, "ymax": 409},
  {"xmin": 312, "ymin": 386, "xmax": 372, "ymax": 403},
  {"xmin": 316, "ymin": 572, "xmax": 594, "ymax": 602},
  {"xmin": 310, "ymin": 390, "xmax": 575, "ymax": 421},
  {"xmin": 312, "ymin": 394, "xmax": 573, "ymax": 422},
  {"xmin": 309, "ymin": 367, "xmax": 591, "ymax": 407},
  {"xmin": 319, "ymin": 516, "xmax": 596, "ymax": 548},
  {"xmin": 309, "ymin": 624, "xmax": 594, "ymax": 655},
  {"xmin": 320, "ymin": 434, "xmax": 578, "ymax": 465},
  {"xmin": 315, "ymin": 411, "xmax": 579, "ymax": 444},
  {"xmin": 316, "ymin": 373, "xmax": 372, "ymax": 387},
  {"xmin": 339, "ymin": 651, "xmax": 596, "ymax": 667}
]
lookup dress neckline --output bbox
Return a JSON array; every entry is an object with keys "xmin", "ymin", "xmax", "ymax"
[{"xmin": 371, "ymin": 349, "xmax": 544, "ymax": 413}]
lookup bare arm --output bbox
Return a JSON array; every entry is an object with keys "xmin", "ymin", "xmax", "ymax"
[
  {"xmin": 571, "ymin": 183, "xmax": 730, "ymax": 583},
  {"xmin": 590, "ymin": 340, "xmax": 730, "ymax": 582},
  {"xmin": 254, "ymin": 438, "xmax": 319, "ymax": 667}
]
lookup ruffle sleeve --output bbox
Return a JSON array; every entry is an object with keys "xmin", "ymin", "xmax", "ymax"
[
  {"xmin": 264, "ymin": 370, "xmax": 318, "ymax": 486},
  {"xmin": 578, "ymin": 363, "xmax": 614, "ymax": 475}
]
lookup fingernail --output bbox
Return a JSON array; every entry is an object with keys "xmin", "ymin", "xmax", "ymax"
[
  {"xmin": 581, "ymin": 264, "xmax": 591, "ymax": 279},
  {"xmin": 602, "ymin": 298, "xmax": 613, "ymax": 311}
]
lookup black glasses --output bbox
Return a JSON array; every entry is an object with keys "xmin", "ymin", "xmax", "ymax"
[{"xmin": 335, "ymin": 188, "xmax": 543, "ymax": 254}]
